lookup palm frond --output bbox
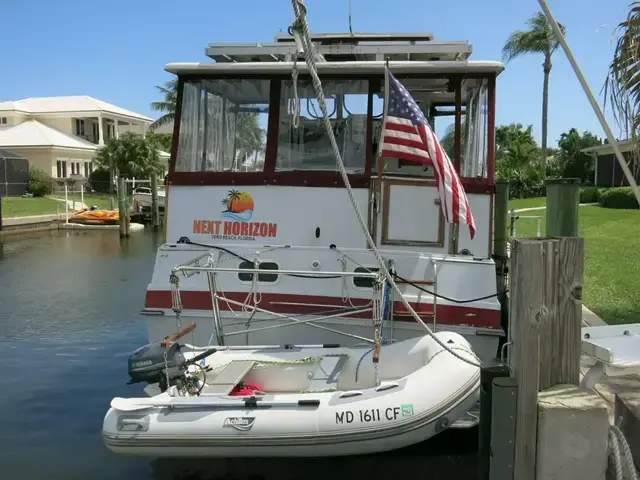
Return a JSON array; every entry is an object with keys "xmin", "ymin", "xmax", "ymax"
[
  {"xmin": 502, "ymin": 11, "xmax": 566, "ymax": 62},
  {"xmin": 605, "ymin": 2, "xmax": 640, "ymax": 137},
  {"xmin": 149, "ymin": 113, "xmax": 175, "ymax": 131}
]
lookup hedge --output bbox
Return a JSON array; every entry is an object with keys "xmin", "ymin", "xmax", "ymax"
[
  {"xmin": 26, "ymin": 167, "xmax": 56, "ymax": 197},
  {"xmin": 579, "ymin": 186, "xmax": 599, "ymax": 204},
  {"xmin": 598, "ymin": 187, "xmax": 639, "ymax": 209}
]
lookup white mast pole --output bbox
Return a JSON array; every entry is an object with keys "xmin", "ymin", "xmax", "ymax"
[{"xmin": 537, "ymin": 0, "xmax": 640, "ymax": 207}]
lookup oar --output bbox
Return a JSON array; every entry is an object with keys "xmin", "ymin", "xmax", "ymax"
[{"xmin": 110, "ymin": 396, "xmax": 320, "ymax": 412}]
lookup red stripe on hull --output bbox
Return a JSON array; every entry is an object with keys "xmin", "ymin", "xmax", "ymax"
[{"xmin": 145, "ymin": 290, "xmax": 502, "ymax": 330}]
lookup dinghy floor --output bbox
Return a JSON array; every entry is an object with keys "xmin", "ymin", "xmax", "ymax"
[{"xmin": 201, "ymin": 360, "xmax": 255, "ymax": 395}]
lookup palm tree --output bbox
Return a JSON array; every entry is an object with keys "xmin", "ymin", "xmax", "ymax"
[
  {"xmin": 502, "ymin": 11, "xmax": 566, "ymax": 176},
  {"xmin": 150, "ymin": 79, "xmax": 177, "ymax": 131}
]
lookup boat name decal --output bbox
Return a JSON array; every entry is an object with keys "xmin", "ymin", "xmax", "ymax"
[
  {"xmin": 335, "ymin": 404, "xmax": 414, "ymax": 425},
  {"xmin": 223, "ymin": 417, "xmax": 256, "ymax": 431},
  {"xmin": 192, "ymin": 191, "xmax": 278, "ymax": 241}
]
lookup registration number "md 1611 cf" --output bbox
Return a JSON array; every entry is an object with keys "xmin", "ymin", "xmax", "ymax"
[{"xmin": 335, "ymin": 404, "xmax": 414, "ymax": 424}]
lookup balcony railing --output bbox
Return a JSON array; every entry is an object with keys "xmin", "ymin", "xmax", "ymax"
[{"xmin": 76, "ymin": 133, "xmax": 114, "ymax": 145}]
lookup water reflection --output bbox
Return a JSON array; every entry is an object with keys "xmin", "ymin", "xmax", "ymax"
[{"xmin": 0, "ymin": 230, "xmax": 477, "ymax": 480}]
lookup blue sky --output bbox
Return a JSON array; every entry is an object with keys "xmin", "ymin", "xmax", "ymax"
[{"xmin": 0, "ymin": 0, "xmax": 631, "ymax": 146}]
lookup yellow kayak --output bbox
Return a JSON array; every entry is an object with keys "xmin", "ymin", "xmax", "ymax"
[{"xmin": 70, "ymin": 208, "xmax": 120, "ymax": 225}]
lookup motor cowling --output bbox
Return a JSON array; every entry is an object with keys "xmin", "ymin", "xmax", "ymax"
[{"xmin": 127, "ymin": 341, "xmax": 186, "ymax": 388}]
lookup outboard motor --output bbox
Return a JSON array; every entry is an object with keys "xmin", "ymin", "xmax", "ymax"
[
  {"xmin": 126, "ymin": 324, "xmax": 218, "ymax": 393},
  {"xmin": 127, "ymin": 341, "xmax": 188, "ymax": 391}
]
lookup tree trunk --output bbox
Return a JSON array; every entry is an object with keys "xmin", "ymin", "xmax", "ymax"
[{"xmin": 542, "ymin": 56, "xmax": 552, "ymax": 183}]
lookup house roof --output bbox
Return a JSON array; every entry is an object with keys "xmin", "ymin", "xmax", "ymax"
[
  {"xmin": 581, "ymin": 139, "xmax": 636, "ymax": 156},
  {"xmin": 0, "ymin": 120, "xmax": 98, "ymax": 151},
  {"xmin": 0, "ymin": 95, "xmax": 153, "ymax": 123}
]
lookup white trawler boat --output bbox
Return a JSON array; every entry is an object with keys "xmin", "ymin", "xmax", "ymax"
[{"xmin": 103, "ymin": 4, "xmax": 506, "ymax": 457}]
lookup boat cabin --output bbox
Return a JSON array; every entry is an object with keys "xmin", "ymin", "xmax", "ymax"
[{"xmin": 163, "ymin": 32, "xmax": 502, "ymax": 259}]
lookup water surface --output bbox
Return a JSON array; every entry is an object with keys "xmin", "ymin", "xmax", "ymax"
[{"xmin": 0, "ymin": 230, "xmax": 477, "ymax": 479}]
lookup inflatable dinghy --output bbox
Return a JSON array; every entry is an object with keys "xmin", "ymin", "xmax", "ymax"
[{"xmin": 102, "ymin": 331, "xmax": 480, "ymax": 458}]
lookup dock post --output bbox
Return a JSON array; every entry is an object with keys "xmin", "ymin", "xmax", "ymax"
[
  {"xmin": 493, "ymin": 181, "xmax": 510, "ymax": 260},
  {"xmin": 545, "ymin": 178, "xmax": 580, "ymax": 237},
  {"xmin": 64, "ymin": 184, "xmax": 69, "ymax": 224},
  {"xmin": 151, "ymin": 171, "xmax": 160, "ymax": 232},
  {"xmin": 508, "ymin": 238, "xmax": 548, "ymax": 480},
  {"xmin": 510, "ymin": 236, "xmax": 586, "ymax": 480},
  {"xmin": 118, "ymin": 176, "xmax": 128, "ymax": 238},
  {"xmin": 477, "ymin": 363, "xmax": 511, "ymax": 480}
]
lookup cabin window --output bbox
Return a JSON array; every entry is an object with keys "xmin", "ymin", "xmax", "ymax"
[
  {"xmin": 462, "ymin": 78, "xmax": 489, "ymax": 179},
  {"xmin": 352, "ymin": 266, "xmax": 379, "ymax": 289},
  {"xmin": 175, "ymin": 79, "xmax": 270, "ymax": 172},
  {"xmin": 276, "ymin": 79, "xmax": 369, "ymax": 173},
  {"xmin": 237, "ymin": 261, "xmax": 279, "ymax": 283}
]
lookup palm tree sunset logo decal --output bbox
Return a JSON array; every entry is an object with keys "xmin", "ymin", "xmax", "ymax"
[{"xmin": 221, "ymin": 189, "xmax": 255, "ymax": 222}]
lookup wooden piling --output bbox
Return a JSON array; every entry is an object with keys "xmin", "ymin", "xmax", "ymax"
[
  {"xmin": 509, "ymin": 235, "xmax": 585, "ymax": 480},
  {"xmin": 151, "ymin": 171, "xmax": 160, "ymax": 232},
  {"xmin": 539, "ymin": 237, "xmax": 584, "ymax": 389},
  {"xmin": 509, "ymin": 238, "xmax": 546, "ymax": 480},
  {"xmin": 117, "ymin": 177, "xmax": 129, "ymax": 238}
]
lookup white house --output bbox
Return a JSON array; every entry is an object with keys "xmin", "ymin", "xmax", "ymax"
[{"xmin": 0, "ymin": 95, "xmax": 169, "ymax": 179}]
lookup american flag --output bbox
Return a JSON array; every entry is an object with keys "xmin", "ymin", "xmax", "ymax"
[{"xmin": 379, "ymin": 68, "xmax": 476, "ymax": 240}]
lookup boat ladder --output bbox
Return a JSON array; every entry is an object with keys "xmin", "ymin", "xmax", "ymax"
[{"xmin": 201, "ymin": 360, "xmax": 256, "ymax": 396}]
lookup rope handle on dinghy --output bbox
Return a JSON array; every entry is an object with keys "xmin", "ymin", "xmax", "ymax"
[{"xmin": 288, "ymin": 0, "xmax": 481, "ymax": 368}]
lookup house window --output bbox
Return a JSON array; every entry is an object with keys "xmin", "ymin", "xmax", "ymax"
[
  {"xmin": 0, "ymin": 117, "xmax": 7, "ymax": 125},
  {"xmin": 84, "ymin": 162, "xmax": 90, "ymax": 177},
  {"xmin": 75, "ymin": 119, "xmax": 85, "ymax": 136},
  {"xmin": 92, "ymin": 122, "xmax": 99, "ymax": 142},
  {"xmin": 56, "ymin": 160, "xmax": 67, "ymax": 178}
]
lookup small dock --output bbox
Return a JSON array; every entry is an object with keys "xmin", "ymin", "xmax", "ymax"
[{"xmin": 486, "ymin": 179, "xmax": 640, "ymax": 480}]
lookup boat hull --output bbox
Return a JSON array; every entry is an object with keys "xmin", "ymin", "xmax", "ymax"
[{"xmin": 102, "ymin": 333, "xmax": 481, "ymax": 458}]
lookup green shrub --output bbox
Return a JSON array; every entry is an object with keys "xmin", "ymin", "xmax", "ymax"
[
  {"xmin": 598, "ymin": 187, "xmax": 639, "ymax": 209},
  {"xmin": 89, "ymin": 167, "xmax": 112, "ymax": 193},
  {"xmin": 26, "ymin": 167, "xmax": 56, "ymax": 197},
  {"xmin": 596, "ymin": 188, "xmax": 608, "ymax": 203},
  {"xmin": 579, "ymin": 186, "xmax": 599, "ymax": 203}
]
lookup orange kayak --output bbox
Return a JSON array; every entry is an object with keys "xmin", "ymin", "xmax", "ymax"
[{"xmin": 70, "ymin": 208, "xmax": 120, "ymax": 225}]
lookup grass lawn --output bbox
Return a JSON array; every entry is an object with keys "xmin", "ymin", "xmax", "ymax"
[
  {"xmin": 510, "ymin": 205, "xmax": 640, "ymax": 325},
  {"xmin": 2, "ymin": 193, "xmax": 127, "ymax": 218},
  {"xmin": 50, "ymin": 193, "xmax": 118, "ymax": 210},
  {"xmin": 1, "ymin": 197, "xmax": 63, "ymax": 218},
  {"xmin": 508, "ymin": 197, "xmax": 546, "ymax": 211}
]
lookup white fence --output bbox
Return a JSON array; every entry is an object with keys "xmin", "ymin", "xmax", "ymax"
[{"xmin": 508, "ymin": 209, "xmax": 542, "ymax": 238}]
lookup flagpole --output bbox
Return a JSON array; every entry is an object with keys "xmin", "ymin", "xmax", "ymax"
[
  {"xmin": 537, "ymin": 0, "xmax": 640, "ymax": 207},
  {"xmin": 375, "ymin": 65, "xmax": 391, "ymax": 216}
]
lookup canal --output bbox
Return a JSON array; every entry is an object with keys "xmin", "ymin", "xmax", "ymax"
[{"xmin": 0, "ymin": 230, "xmax": 478, "ymax": 480}]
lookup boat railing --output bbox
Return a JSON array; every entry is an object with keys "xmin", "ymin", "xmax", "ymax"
[{"xmin": 169, "ymin": 255, "xmax": 387, "ymax": 347}]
